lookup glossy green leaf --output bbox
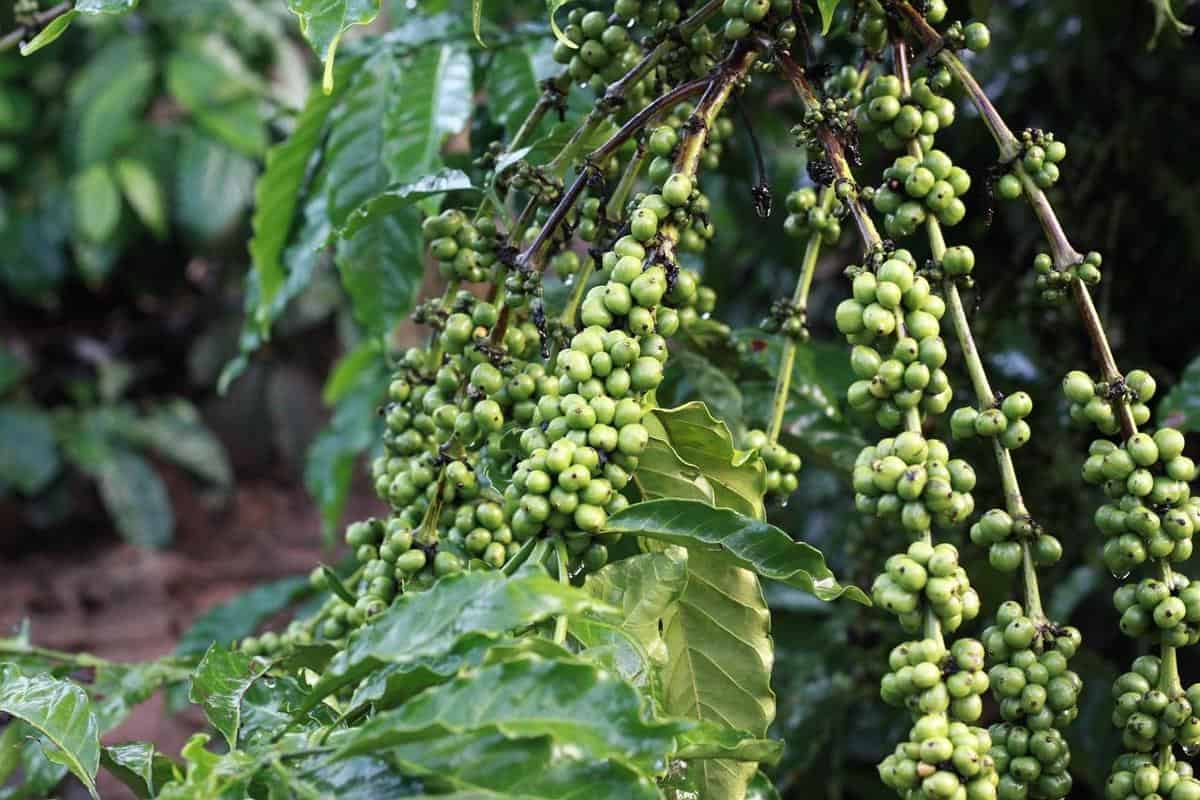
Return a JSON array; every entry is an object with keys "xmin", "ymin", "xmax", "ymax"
[
  {"xmin": 259, "ymin": 754, "xmax": 423, "ymax": 798},
  {"xmin": 0, "ymin": 405, "xmax": 61, "ymax": 495},
  {"xmin": 608, "ymin": 499, "xmax": 869, "ymax": 604},
  {"xmin": 566, "ymin": 617, "xmax": 660, "ymax": 701},
  {"xmin": 634, "ymin": 431, "xmax": 716, "ymax": 505},
  {"xmin": 339, "ymin": 168, "xmax": 475, "ymax": 239},
  {"xmin": 189, "ymin": 645, "xmax": 261, "ymax": 748},
  {"xmin": 89, "ymin": 661, "xmax": 183, "ymax": 732},
  {"xmin": 818, "ymin": 0, "xmax": 840, "ymax": 34},
  {"xmin": 117, "ymin": 399, "xmax": 232, "ymax": 488},
  {"xmin": 674, "ymin": 721, "xmax": 784, "ymax": 765},
  {"xmin": 19, "ymin": 12, "xmax": 79, "ymax": 56},
  {"xmin": 747, "ymin": 771, "xmax": 783, "ymax": 800},
  {"xmin": 176, "ymin": 575, "xmax": 310, "ymax": 657},
  {"xmin": 346, "ymin": 634, "xmax": 512, "ymax": 712},
  {"xmin": 486, "ymin": 43, "xmax": 552, "ymax": 129},
  {"xmin": 383, "ymin": 44, "xmax": 473, "ymax": 184},
  {"xmin": 155, "ymin": 733, "xmax": 261, "ymax": 800},
  {"xmin": 323, "ymin": 341, "xmax": 381, "ymax": 405},
  {"xmin": 94, "ymin": 448, "xmax": 173, "ymax": 548},
  {"xmin": 660, "ymin": 550, "xmax": 774, "ymax": 800},
  {"xmin": 303, "ymin": 568, "xmax": 613, "ymax": 710},
  {"xmin": 336, "ymin": 657, "xmax": 688, "ymax": 773},
  {"xmin": 584, "ymin": 549, "xmax": 688, "ymax": 660},
  {"xmin": 334, "ymin": 202, "xmax": 425, "ymax": 335},
  {"xmin": 114, "ymin": 159, "xmax": 167, "ymax": 238},
  {"xmin": 72, "ymin": 163, "xmax": 122, "ymax": 243},
  {"xmin": 1160, "ymin": 353, "xmax": 1200, "ymax": 431},
  {"xmin": 249, "ymin": 74, "xmax": 344, "ymax": 330},
  {"xmin": 0, "ymin": 664, "xmax": 101, "ymax": 799},
  {"xmin": 325, "ymin": 50, "xmax": 400, "ymax": 226},
  {"xmin": 645, "ymin": 402, "xmax": 766, "ymax": 519},
  {"xmin": 287, "ymin": 0, "xmax": 381, "ymax": 91},
  {"xmin": 100, "ymin": 743, "xmax": 178, "ymax": 799}
]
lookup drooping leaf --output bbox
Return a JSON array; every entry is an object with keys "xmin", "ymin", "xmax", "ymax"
[
  {"xmin": 189, "ymin": 646, "xmax": 260, "ymax": 748},
  {"xmin": 634, "ymin": 432, "xmax": 716, "ymax": 505},
  {"xmin": 334, "ymin": 202, "xmax": 425, "ymax": 335},
  {"xmin": 382, "ymin": 44, "xmax": 473, "ymax": 184},
  {"xmin": 176, "ymin": 575, "xmax": 311, "ymax": 657},
  {"xmin": 116, "ymin": 399, "xmax": 233, "ymax": 488},
  {"xmin": 0, "ymin": 404, "xmax": 61, "ymax": 495},
  {"xmin": 338, "ymin": 168, "xmax": 475, "ymax": 239},
  {"xmin": 818, "ymin": 0, "xmax": 841, "ymax": 34},
  {"xmin": 249, "ymin": 65, "xmax": 347, "ymax": 326},
  {"xmin": 100, "ymin": 743, "xmax": 178, "ymax": 799},
  {"xmin": 286, "ymin": 0, "xmax": 381, "ymax": 91},
  {"xmin": 94, "ymin": 447, "xmax": 174, "ymax": 548},
  {"xmin": 19, "ymin": 12, "xmax": 80, "ymax": 56},
  {"xmin": 660, "ymin": 550, "xmax": 775, "ymax": 800},
  {"xmin": 608, "ymin": 499, "xmax": 869, "ymax": 604},
  {"xmin": 0, "ymin": 664, "xmax": 101, "ymax": 799},
  {"xmin": 302, "ymin": 568, "xmax": 613, "ymax": 710},
  {"xmin": 114, "ymin": 159, "xmax": 168, "ymax": 238},
  {"xmin": 645, "ymin": 402, "xmax": 766, "ymax": 519},
  {"xmin": 486, "ymin": 42, "xmax": 554, "ymax": 129},
  {"xmin": 1160, "ymin": 353, "xmax": 1200, "ymax": 431},
  {"xmin": 335, "ymin": 657, "xmax": 689, "ymax": 774},
  {"xmin": 325, "ymin": 50, "xmax": 400, "ymax": 226}
]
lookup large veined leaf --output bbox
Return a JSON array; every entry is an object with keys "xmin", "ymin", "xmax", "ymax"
[
  {"xmin": 258, "ymin": 754, "xmax": 423, "ymax": 798},
  {"xmin": 94, "ymin": 447, "xmax": 174, "ymax": 548},
  {"xmin": 325, "ymin": 50, "xmax": 400, "ymax": 226},
  {"xmin": 383, "ymin": 44, "xmax": 473, "ymax": 184},
  {"xmin": 188, "ymin": 645, "xmax": 264, "ymax": 748},
  {"xmin": 301, "ymin": 568, "xmax": 612, "ymax": 710},
  {"xmin": 334, "ymin": 202, "xmax": 425, "ymax": 335},
  {"xmin": 287, "ymin": 0, "xmax": 381, "ymax": 90},
  {"xmin": 338, "ymin": 168, "xmax": 475, "ymax": 239},
  {"xmin": 0, "ymin": 404, "xmax": 61, "ymax": 495},
  {"xmin": 249, "ymin": 63, "xmax": 347, "ymax": 329},
  {"xmin": 385, "ymin": 729, "xmax": 661, "ymax": 798},
  {"xmin": 485, "ymin": 42, "xmax": 555, "ymax": 129},
  {"xmin": 634, "ymin": 432, "xmax": 716, "ymax": 505},
  {"xmin": 660, "ymin": 551, "xmax": 775, "ymax": 800},
  {"xmin": 0, "ymin": 664, "xmax": 101, "ymax": 799},
  {"xmin": 673, "ymin": 721, "xmax": 783, "ymax": 765},
  {"xmin": 346, "ymin": 634, "xmax": 511, "ymax": 712},
  {"xmin": 334, "ymin": 657, "xmax": 689, "ymax": 773},
  {"xmin": 608, "ymin": 499, "xmax": 869, "ymax": 604},
  {"xmin": 645, "ymin": 402, "xmax": 766, "ymax": 519},
  {"xmin": 100, "ymin": 743, "xmax": 178, "ymax": 799},
  {"xmin": 583, "ymin": 549, "xmax": 688, "ymax": 662}
]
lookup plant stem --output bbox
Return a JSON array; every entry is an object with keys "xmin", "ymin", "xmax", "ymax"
[
  {"xmin": 767, "ymin": 187, "xmax": 835, "ymax": 443},
  {"xmin": 0, "ymin": 2, "xmax": 72, "ymax": 52},
  {"xmin": 553, "ymin": 537, "xmax": 570, "ymax": 645}
]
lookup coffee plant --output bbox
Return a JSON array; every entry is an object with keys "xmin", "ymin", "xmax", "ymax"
[{"xmin": 2, "ymin": 1, "xmax": 1199, "ymax": 799}]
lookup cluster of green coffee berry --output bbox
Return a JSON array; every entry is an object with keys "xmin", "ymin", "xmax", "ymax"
[
  {"xmin": 856, "ymin": 74, "xmax": 956, "ymax": 152},
  {"xmin": 553, "ymin": 10, "xmax": 640, "ymax": 93},
  {"xmin": 741, "ymin": 429, "xmax": 801, "ymax": 501},
  {"xmin": 1108, "ymin": 752, "xmax": 1200, "ymax": 800},
  {"xmin": 718, "ymin": 0, "xmax": 794, "ymax": 42},
  {"xmin": 781, "ymin": 186, "xmax": 844, "ymax": 244},
  {"xmin": 1063, "ymin": 368, "xmax": 1155, "ymax": 435},
  {"xmin": 979, "ymin": 603, "xmax": 1081, "ymax": 800},
  {"xmin": 969, "ymin": 508, "xmax": 1063, "ymax": 573},
  {"xmin": 1111, "ymin": 655, "xmax": 1200, "ymax": 755},
  {"xmin": 1114, "ymin": 576, "xmax": 1200, "ymax": 645},
  {"xmin": 996, "ymin": 130, "xmax": 1067, "ymax": 201},
  {"xmin": 421, "ymin": 209, "xmax": 498, "ymax": 283},
  {"xmin": 854, "ymin": 432, "xmax": 977, "ymax": 531},
  {"xmin": 880, "ymin": 637, "xmax": 989, "ymax": 724},
  {"xmin": 950, "ymin": 391, "xmax": 1034, "ymax": 451},
  {"xmin": 1081, "ymin": 428, "xmax": 1197, "ymax": 576},
  {"xmin": 613, "ymin": 0, "xmax": 680, "ymax": 28},
  {"xmin": 1031, "ymin": 250, "xmax": 1101, "ymax": 303},
  {"xmin": 944, "ymin": 19, "xmax": 993, "ymax": 52},
  {"xmin": 877, "ymin": 717, "xmax": 998, "ymax": 800},
  {"xmin": 872, "ymin": 150, "xmax": 970, "ymax": 236},
  {"xmin": 873, "ymin": 537, "xmax": 981, "ymax": 634},
  {"xmin": 837, "ymin": 254, "xmax": 954, "ymax": 428}
]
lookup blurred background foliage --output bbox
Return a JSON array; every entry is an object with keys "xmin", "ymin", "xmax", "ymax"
[{"xmin": 0, "ymin": 0, "xmax": 1198, "ymax": 798}]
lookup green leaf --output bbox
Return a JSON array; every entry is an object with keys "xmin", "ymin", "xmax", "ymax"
[
  {"xmin": 346, "ymin": 634, "xmax": 512, "ymax": 713},
  {"xmin": 472, "ymin": 0, "xmax": 485, "ymax": 44},
  {"xmin": 338, "ymin": 168, "xmax": 475, "ymax": 239},
  {"xmin": 71, "ymin": 163, "xmax": 122, "ymax": 243},
  {"xmin": 645, "ymin": 402, "xmax": 766, "ymax": 519},
  {"xmin": 67, "ymin": 37, "xmax": 155, "ymax": 167},
  {"xmin": 19, "ymin": 11, "xmax": 79, "ymax": 56},
  {"xmin": 189, "ymin": 645, "xmax": 261, "ymax": 749},
  {"xmin": 114, "ymin": 159, "xmax": 168, "ymax": 239},
  {"xmin": 1160, "ymin": 353, "xmax": 1200, "ymax": 431},
  {"xmin": 176, "ymin": 575, "xmax": 310, "ymax": 657},
  {"xmin": 817, "ymin": 0, "xmax": 841, "ymax": 34},
  {"xmin": 302, "ymin": 568, "xmax": 613, "ymax": 710},
  {"xmin": 674, "ymin": 721, "xmax": 784, "ymax": 765},
  {"xmin": 286, "ymin": 0, "xmax": 381, "ymax": 91},
  {"xmin": 660, "ymin": 550, "xmax": 775, "ymax": 800},
  {"xmin": 382, "ymin": 44, "xmax": 473, "ymax": 184},
  {"xmin": 164, "ymin": 41, "xmax": 266, "ymax": 158},
  {"xmin": 335, "ymin": 656, "xmax": 688, "ymax": 773},
  {"xmin": 94, "ymin": 448, "xmax": 174, "ymax": 548},
  {"xmin": 634, "ymin": 432, "xmax": 716, "ymax": 505},
  {"xmin": 0, "ymin": 664, "xmax": 101, "ymax": 799},
  {"xmin": 175, "ymin": 130, "xmax": 256, "ymax": 242},
  {"xmin": 584, "ymin": 549, "xmax": 688, "ymax": 660},
  {"xmin": 100, "ymin": 743, "xmax": 178, "ymax": 799},
  {"xmin": 76, "ymin": 0, "xmax": 139, "ymax": 12},
  {"xmin": 116, "ymin": 400, "xmax": 232, "ymax": 488},
  {"xmin": 0, "ymin": 405, "xmax": 61, "ymax": 495},
  {"xmin": 485, "ymin": 43, "xmax": 552, "ymax": 129},
  {"xmin": 249, "ymin": 77, "xmax": 343, "ymax": 330},
  {"xmin": 660, "ymin": 349, "xmax": 744, "ymax": 432},
  {"xmin": 608, "ymin": 499, "xmax": 869, "ymax": 604},
  {"xmin": 334, "ymin": 202, "xmax": 425, "ymax": 335},
  {"xmin": 323, "ymin": 341, "xmax": 381, "ymax": 405},
  {"xmin": 155, "ymin": 733, "xmax": 261, "ymax": 800},
  {"xmin": 545, "ymin": 0, "xmax": 574, "ymax": 46},
  {"xmin": 747, "ymin": 771, "xmax": 783, "ymax": 800}
]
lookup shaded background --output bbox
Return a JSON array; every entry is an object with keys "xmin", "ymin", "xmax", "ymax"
[{"xmin": 1, "ymin": 0, "xmax": 1198, "ymax": 797}]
